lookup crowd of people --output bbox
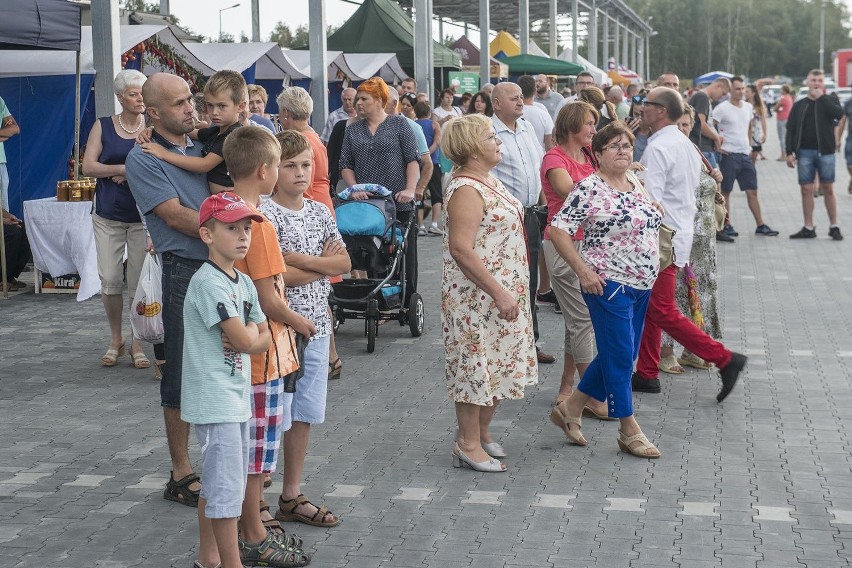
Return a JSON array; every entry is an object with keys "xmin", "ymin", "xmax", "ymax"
[{"xmin": 2, "ymin": 61, "xmax": 848, "ymax": 567}]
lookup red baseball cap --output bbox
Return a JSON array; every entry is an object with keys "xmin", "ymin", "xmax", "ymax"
[{"xmin": 198, "ymin": 192, "xmax": 264, "ymax": 226}]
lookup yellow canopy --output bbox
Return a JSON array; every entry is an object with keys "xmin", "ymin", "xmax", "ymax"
[
  {"xmin": 607, "ymin": 70, "xmax": 632, "ymax": 87},
  {"xmin": 489, "ymin": 31, "xmax": 521, "ymax": 58}
]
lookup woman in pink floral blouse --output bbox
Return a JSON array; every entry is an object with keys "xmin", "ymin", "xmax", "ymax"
[{"xmin": 549, "ymin": 122, "xmax": 664, "ymax": 459}]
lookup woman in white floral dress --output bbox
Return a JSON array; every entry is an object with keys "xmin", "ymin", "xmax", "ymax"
[{"xmin": 440, "ymin": 114, "xmax": 538, "ymax": 473}]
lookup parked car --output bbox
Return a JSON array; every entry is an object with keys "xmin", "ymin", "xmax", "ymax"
[{"xmin": 835, "ymin": 87, "xmax": 851, "ymax": 107}]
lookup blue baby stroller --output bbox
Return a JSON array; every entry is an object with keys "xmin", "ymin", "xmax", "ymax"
[{"xmin": 330, "ymin": 185, "xmax": 425, "ymax": 353}]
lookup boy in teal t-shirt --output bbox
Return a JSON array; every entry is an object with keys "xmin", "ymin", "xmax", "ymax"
[{"xmin": 181, "ymin": 191, "xmax": 271, "ymax": 568}]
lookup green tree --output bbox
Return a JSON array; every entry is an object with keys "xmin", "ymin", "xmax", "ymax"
[
  {"xmin": 269, "ymin": 21, "xmax": 294, "ymax": 47},
  {"xmin": 633, "ymin": 0, "xmax": 852, "ymax": 81}
]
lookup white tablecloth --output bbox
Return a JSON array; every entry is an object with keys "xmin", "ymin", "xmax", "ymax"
[{"xmin": 22, "ymin": 198, "xmax": 99, "ymax": 301}]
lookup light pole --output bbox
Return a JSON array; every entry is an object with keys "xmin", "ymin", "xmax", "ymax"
[
  {"xmin": 219, "ymin": 3, "xmax": 240, "ymax": 41},
  {"xmin": 818, "ymin": 0, "xmax": 825, "ymax": 70}
]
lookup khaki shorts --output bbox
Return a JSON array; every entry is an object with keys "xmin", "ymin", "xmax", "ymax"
[
  {"xmin": 542, "ymin": 239, "xmax": 595, "ymax": 364},
  {"xmin": 91, "ymin": 212, "xmax": 146, "ymax": 296}
]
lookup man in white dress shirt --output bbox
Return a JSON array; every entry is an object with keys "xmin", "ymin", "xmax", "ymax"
[
  {"xmin": 490, "ymin": 82, "xmax": 553, "ymax": 364},
  {"xmin": 632, "ymin": 87, "xmax": 746, "ymax": 401}
]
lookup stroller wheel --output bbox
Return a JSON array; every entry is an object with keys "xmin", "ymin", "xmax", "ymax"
[
  {"xmin": 408, "ymin": 293, "xmax": 425, "ymax": 337},
  {"xmin": 366, "ymin": 317, "xmax": 377, "ymax": 352}
]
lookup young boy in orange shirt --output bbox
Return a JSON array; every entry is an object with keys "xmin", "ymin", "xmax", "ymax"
[{"xmin": 220, "ymin": 126, "xmax": 316, "ymax": 567}]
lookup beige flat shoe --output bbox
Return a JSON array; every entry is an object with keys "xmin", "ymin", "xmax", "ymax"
[
  {"xmin": 678, "ymin": 352, "xmax": 711, "ymax": 370},
  {"xmin": 658, "ymin": 354, "xmax": 684, "ymax": 374}
]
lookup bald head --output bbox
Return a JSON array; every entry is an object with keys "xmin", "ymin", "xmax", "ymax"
[
  {"xmin": 657, "ymin": 73, "xmax": 680, "ymax": 90},
  {"xmin": 385, "ymin": 87, "xmax": 399, "ymax": 114},
  {"xmin": 491, "ymin": 82, "xmax": 524, "ymax": 123},
  {"xmin": 649, "ymin": 87, "xmax": 684, "ymax": 121},
  {"xmin": 607, "ymin": 85, "xmax": 624, "ymax": 104},
  {"xmin": 141, "ymin": 72, "xmax": 187, "ymax": 110},
  {"xmin": 141, "ymin": 73, "xmax": 195, "ymax": 137}
]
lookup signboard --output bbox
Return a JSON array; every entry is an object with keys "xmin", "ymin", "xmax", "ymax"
[{"xmin": 448, "ymin": 72, "xmax": 480, "ymax": 94}]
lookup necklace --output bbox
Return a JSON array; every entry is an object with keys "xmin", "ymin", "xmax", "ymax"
[{"xmin": 117, "ymin": 113, "xmax": 144, "ymax": 134}]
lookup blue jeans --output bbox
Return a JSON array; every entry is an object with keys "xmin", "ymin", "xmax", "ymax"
[
  {"xmin": 578, "ymin": 280, "xmax": 651, "ymax": 418},
  {"xmin": 160, "ymin": 253, "xmax": 205, "ymax": 408},
  {"xmin": 797, "ymin": 148, "xmax": 836, "ymax": 185}
]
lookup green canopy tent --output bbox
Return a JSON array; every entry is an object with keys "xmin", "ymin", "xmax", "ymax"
[
  {"xmin": 326, "ymin": 0, "xmax": 460, "ymax": 72},
  {"xmin": 499, "ymin": 54, "xmax": 584, "ymax": 76}
]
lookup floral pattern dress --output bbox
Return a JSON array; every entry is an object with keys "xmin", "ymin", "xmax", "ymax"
[
  {"xmin": 441, "ymin": 176, "xmax": 538, "ymax": 406},
  {"xmin": 662, "ymin": 166, "xmax": 721, "ymax": 345}
]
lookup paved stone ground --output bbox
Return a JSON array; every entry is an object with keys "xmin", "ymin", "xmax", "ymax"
[{"xmin": 1, "ymin": 122, "xmax": 851, "ymax": 568}]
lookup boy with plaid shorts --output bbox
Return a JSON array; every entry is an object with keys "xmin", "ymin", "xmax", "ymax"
[
  {"xmin": 261, "ymin": 131, "xmax": 351, "ymax": 529},
  {"xmin": 182, "ymin": 191, "xmax": 270, "ymax": 568},
  {"xmin": 221, "ymin": 127, "xmax": 316, "ymax": 567}
]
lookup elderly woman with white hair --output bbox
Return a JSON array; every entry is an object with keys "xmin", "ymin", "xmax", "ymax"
[
  {"xmin": 82, "ymin": 69, "xmax": 151, "ymax": 371},
  {"xmin": 276, "ymin": 86, "xmax": 345, "ymax": 381}
]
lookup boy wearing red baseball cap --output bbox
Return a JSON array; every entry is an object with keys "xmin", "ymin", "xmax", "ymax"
[{"xmin": 182, "ymin": 190, "xmax": 272, "ymax": 568}]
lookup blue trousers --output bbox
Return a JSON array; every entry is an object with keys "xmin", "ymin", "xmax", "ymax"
[{"xmin": 578, "ymin": 280, "xmax": 651, "ymax": 418}]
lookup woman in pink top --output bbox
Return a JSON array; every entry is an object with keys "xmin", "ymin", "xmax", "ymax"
[
  {"xmin": 774, "ymin": 85, "xmax": 794, "ymax": 160},
  {"xmin": 540, "ymin": 101, "xmax": 611, "ymax": 421}
]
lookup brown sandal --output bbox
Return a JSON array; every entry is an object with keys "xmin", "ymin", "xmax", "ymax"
[{"xmin": 275, "ymin": 494, "xmax": 342, "ymax": 527}]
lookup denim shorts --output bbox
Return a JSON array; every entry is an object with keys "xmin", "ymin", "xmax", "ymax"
[
  {"xmin": 701, "ymin": 151, "xmax": 720, "ymax": 169},
  {"xmin": 797, "ymin": 148, "xmax": 835, "ymax": 184},
  {"xmin": 845, "ymin": 138, "xmax": 852, "ymax": 168},
  {"xmin": 160, "ymin": 253, "xmax": 205, "ymax": 408},
  {"xmin": 282, "ymin": 335, "xmax": 330, "ymax": 424},
  {"xmin": 196, "ymin": 421, "xmax": 249, "ymax": 519},
  {"xmin": 719, "ymin": 153, "xmax": 758, "ymax": 192}
]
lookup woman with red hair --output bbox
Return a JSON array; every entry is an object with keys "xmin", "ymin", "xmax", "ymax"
[{"xmin": 340, "ymin": 77, "xmax": 422, "ymax": 302}]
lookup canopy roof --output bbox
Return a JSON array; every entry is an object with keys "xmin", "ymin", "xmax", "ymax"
[
  {"xmin": 185, "ymin": 42, "xmax": 307, "ymax": 79},
  {"xmin": 451, "ymin": 35, "xmax": 509, "ymax": 78},
  {"xmin": 0, "ymin": 0, "xmax": 81, "ymax": 51},
  {"xmin": 499, "ymin": 54, "xmax": 584, "ymax": 76},
  {"xmin": 0, "ymin": 25, "xmax": 214, "ymax": 78},
  {"xmin": 285, "ymin": 50, "xmax": 406, "ymax": 83},
  {"xmin": 557, "ymin": 47, "xmax": 608, "ymax": 85},
  {"xmin": 490, "ymin": 31, "xmax": 548, "ymax": 59},
  {"xmin": 327, "ymin": 0, "xmax": 460, "ymax": 70}
]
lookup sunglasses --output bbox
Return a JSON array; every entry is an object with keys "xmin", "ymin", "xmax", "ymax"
[{"xmin": 632, "ymin": 95, "xmax": 646, "ymax": 105}]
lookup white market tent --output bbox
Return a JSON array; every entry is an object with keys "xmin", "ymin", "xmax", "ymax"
[
  {"xmin": 0, "ymin": 25, "xmax": 214, "ymax": 78},
  {"xmin": 285, "ymin": 50, "xmax": 407, "ymax": 83},
  {"xmin": 557, "ymin": 47, "xmax": 609, "ymax": 85},
  {"xmin": 185, "ymin": 42, "xmax": 307, "ymax": 80}
]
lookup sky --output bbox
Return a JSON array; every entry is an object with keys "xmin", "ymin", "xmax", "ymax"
[
  {"xmin": 165, "ymin": 0, "xmax": 852, "ymax": 45},
  {"xmin": 164, "ymin": 0, "xmax": 468, "ymax": 43}
]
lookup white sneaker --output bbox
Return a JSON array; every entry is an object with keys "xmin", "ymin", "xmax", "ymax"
[{"xmin": 427, "ymin": 225, "xmax": 444, "ymax": 236}]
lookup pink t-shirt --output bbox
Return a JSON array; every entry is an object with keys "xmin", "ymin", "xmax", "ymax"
[
  {"xmin": 775, "ymin": 94, "xmax": 794, "ymax": 121},
  {"xmin": 540, "ymin": 145, "xmax": 597, "ymax": 239}
]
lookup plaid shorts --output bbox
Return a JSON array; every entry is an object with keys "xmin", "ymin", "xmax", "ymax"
[{"xmin": 248, "ymin": 378, "xmax": 288, "ymax": 475}]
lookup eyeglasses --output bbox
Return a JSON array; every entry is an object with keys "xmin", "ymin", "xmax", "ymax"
[
  {"xmin": 642, "ymin": 99, "xmax": 666, "ymax": 109},
  {"xmin": 603, "ymin": 143, "xmax": 634, "ymax": 153},
  {"xmin": 482, "ymin": 132, "xmax": 499, "ymax": 143}
]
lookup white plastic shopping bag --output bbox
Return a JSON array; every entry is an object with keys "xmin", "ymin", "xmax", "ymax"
[{"xmin": 130, "ymin": 253, "xmax": 164, "ymax": 343}]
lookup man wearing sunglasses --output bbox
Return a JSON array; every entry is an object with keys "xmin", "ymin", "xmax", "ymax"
[{"xmin": 632, "ymin": 87, "xmax": 747, "ymax": 401}]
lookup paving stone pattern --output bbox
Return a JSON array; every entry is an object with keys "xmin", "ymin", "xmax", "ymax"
[{"xmin": 1, "ymin": 125, "xmax": 851, "ymax": 566}]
